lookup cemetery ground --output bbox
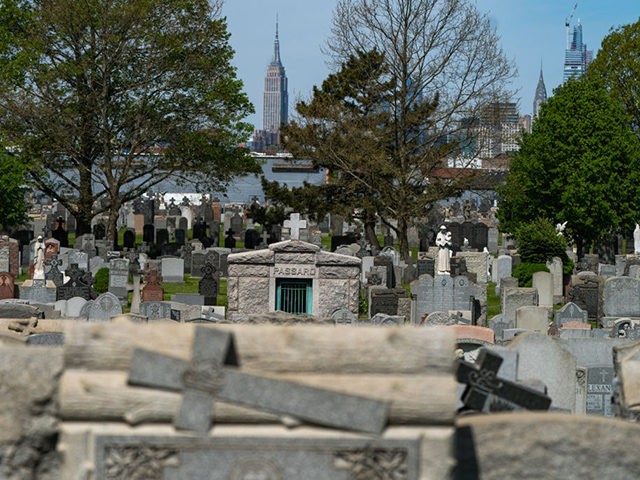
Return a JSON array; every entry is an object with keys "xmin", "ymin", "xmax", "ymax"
[{"xmin": 4, "ymin": 209, "xmax": 640, "ymax": 479}]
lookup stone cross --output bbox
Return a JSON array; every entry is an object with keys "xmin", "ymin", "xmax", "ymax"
[
  {"xmin": 261, "ymin": 229, "xmax": 269, "ymax": 246},
  {"xmin": 456, "ymin": 349, "xmax": 552, "ymax": 412},
  {"xmin": 128, "ymin": 327, "xmax": 388, "ymax": 434},
  {"xmin": 283, "ymin": 213, "xmax": 306, "ymax": 241}
]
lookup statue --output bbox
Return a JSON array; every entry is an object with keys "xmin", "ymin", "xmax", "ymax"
[
  {"xmin": 634, "ymin": 224, "xmax": 640, "ymax": 254},
  {"xmin": 435, "ymin": 225, "xmax": 452, "ymax": 275},
  {"xmin": 556, "ymin": 221, "xmax": 568, "ymax": 236},
  {"xmin": 33, "ymin": 236, "xmax": 45, "ymax": 280}
]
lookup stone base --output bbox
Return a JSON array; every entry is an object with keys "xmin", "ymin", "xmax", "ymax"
[
  {"xmin": 18, "ymin": 279, "xmax": 57, "ymax": 304},
  {"xmin": 601, "ymin": 316, "xmax": 640, "ymax": 329},
  {"xmin": 59, "ymin": 423, "xmax": 454, "ymax": 480}
]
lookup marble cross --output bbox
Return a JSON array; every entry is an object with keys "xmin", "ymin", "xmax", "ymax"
[
  {"xmin": 128, "ymin": 327, "xmax": 388, "ymax": 434},
  {"xmin": 283, "ymin": 213, "xmax": 306, "ymax": 241},
  {"xmin": 456, "ymin": 349, "xmax": 551, "ymax": 412}
]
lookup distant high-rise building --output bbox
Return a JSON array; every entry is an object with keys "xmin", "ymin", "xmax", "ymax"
[
  {"xmin": 563, "ymin": 18, "xmax": 592, "ymax": 82},
  {"xmin": 533, "ymin": 68, "xmax": 547, "ymax": 120},
  {"xmin": 477, "ymin": 102, "xmax": 521, "ymax": 158},
  {"xmin": 262, "ymin": 21, "xmax": 288, "ymax": 138}
]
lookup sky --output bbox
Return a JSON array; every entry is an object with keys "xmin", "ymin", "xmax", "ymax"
[{"xmin": 221, "ymin": 1, "xmax": 640, "ymax": 129}]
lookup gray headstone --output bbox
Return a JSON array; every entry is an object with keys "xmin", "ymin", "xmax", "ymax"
[{"xmin": 88, "ymin": 292, "xmax": 123, "ymax": 322}]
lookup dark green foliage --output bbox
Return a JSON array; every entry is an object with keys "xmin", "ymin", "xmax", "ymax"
[
  {"xmin": 0, "ymin": 149, "xmax": 28, "ymax": 231},
  {"xmin": 0, "ymin": 0, "xmax": 259, "ymax": 242},
  {"xmin": 587, "ymin": 18, "xmax": 640, "ymax": 129},
  {"xmin": 514, "ymin": 218, "xmax": 573, "ymax": 274},
  {"xmin": 498, "ymin": 77, "xmax": 640, "ymax": 257},
  {"xmin": 246, "ymin": 198, "xmax": 287, "ymax": 229},
  {"xmin": 512, "ymin": 263, "xmax": 549, "ymax": 288},
  {"xmin": 94, "ymin": 268, "xmax": 109, "ymax": 294}
]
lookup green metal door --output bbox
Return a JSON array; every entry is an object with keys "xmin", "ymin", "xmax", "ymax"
[{"xmin": 276, "ymin": 278, "xmax": 312, "ymax": 314}]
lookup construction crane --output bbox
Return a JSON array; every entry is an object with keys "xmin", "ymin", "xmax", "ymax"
[{"xmin": 566, "ymin": 3, "xmax": 577, "ymax": 49}]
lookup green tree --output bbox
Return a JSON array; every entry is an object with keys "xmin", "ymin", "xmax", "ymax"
[
  {"xmin": 0, "ymin": 0, "xmax": 260, "ymax": 247},
  {"xmin": 278, "ymin": 0, "xmax": 515, "ymax": 259},
  {"xmin": 587, "ymin": 19, "xmax": 640, "ymax": 128},
  {"xmin": 498, "ymin": 78, "xmax": 640, "ymax": 257},
  {"xmin": 0, "ymin": 148, "xmax": 28, "ymax": 232}
]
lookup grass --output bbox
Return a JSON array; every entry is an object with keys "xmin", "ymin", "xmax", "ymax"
[
  {"xmin": 161, "ymin": 274, "xmax": 227, "ymax": 307},
  {"xmin": 487, "ymin": 282, "xmax": 501, "ymax": 318}
]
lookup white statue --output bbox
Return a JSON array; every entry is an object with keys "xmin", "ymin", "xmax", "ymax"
[
  {"xmin": 33, "ymin": 236, "xmax": 45, "ymax": 280},
  {"xmin": 634, "ymin": 224, "xmax": 640, "ymax": 254},
  {"xmin": 556, "ymin": 221, "xmax": 567, "ymax": 236},
  {"xmin": 435, "ymin": 225, "xmax": 452, "ymax": 275}
]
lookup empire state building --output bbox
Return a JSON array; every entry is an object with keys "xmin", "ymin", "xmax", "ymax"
[{"xmin": 262, "ymin": 23, "xmax": 288, "ymax": 139}]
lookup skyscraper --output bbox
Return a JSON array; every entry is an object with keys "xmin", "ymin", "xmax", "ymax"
[
  {"xmin": 533, "ymin": 68, "xmax": 547, "ymax": 120},
  {"xmin": 563, "ymin": 18, "xmax": 592, "ymax": 82},
  {"xmin": 262, "ymin": 22, "xmax": 288, "ymax": 138}
]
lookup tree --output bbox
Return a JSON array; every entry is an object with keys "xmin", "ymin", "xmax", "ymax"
[
  {"xmin": 0, "ymin": 148, "xmax": 28, "ymax": 232},
  {"xmin": 587, "ymin": 19, "xmax": 640, "ymax": 128},
  {"xmin": 278, "ymin": 0, "xmax": 515, "ymax": 259},
  {"xmin": 0, "ymin": 0, "xmax": 260, "ymax": 247},
  {"xmin": 498, "ymin": 78, "xmax": 640, "ymax": 257}
]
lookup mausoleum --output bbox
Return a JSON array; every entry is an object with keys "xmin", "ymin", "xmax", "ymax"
[{"xmin": 227, "ymin": 240, "xmax": 361, "ymax": 317}]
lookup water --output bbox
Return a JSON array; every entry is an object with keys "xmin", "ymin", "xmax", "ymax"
[{"xmin": 148, "ymin": 157, "xmax": 326, "ymax": 204}]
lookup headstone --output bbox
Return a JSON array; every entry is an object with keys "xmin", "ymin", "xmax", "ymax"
[
  {"xmin": 532, "ymin": 271, "xmax": 554, "ymax": 307},
  {"xmin": 0, "ymin": 272, "xmax": 15, "ymax": 300},
  {"xmin": 123, "ymin": 229, "xmax": 135, "ymax": 249},
  {"xmin": 143, "ymin": 224, "xmax": 155, "ymax": 244},
  {"xmin": 108, "ymin": 257, "xmax": 129, "ymax": 304},
  {"xmin": 331, "ymin": 308, "xmax": 357, "ymax": 325},
  {"xmin": 230, "ymin": 213, "xmax": 243, "ymax": 236},
  {"xmin": 515, "ymin": 306, "xmax": 549, "ymax": 333},
  {"xmin": 68, "ymin": 250, "xmax": 89, "ymax": 272},
  {"xmin": 487, "ymin": 227, "xmax": 499, "ymax": 254},
  {"xmin": 0, "ymin": 236, "xmax": 20, "ymax": 275},
  {"xmin": 224, "ymin": 228, "xmax": 236, "ymax": 249},
  {"xmin": 489, "ymin": 315, "xmax": 514, "ymax": 342},
  {"xmin": 555, "ymin": 302, "xmax": 588, "ymax": 327},
  {"xmin": 141, "ymin": 269, "xmax": 164, "ymax": 302},
  {"xmin": 161, "ymin": 257, "xmax": 184, "ymax": 283},
  {"xmin": 45, "ymin": 256, "xmax": 64, "ymax": 287},
  {"xmin": 471, "ymin": 223, "xmax": 488, "ymax": 250},
  {"xmin": 57, "ymin": 264, "xmax": 96, "ymax": 301},
  {"xmin": 546, "ymin": 257, "xmax": 564, "ymax": 303},
  {"xmin": 501, "ymin": 287, "xmax": 538, "ymax": 324},
  {"xmin": 369, "ymin": 288, "xmax": 407, "ymax": 317},
  {"xmin": 416, "ymin": 258, "xmax": 435, "ymax": 278},
  {"xmin": 411, "ymin": 274, "xmax": 473, "ymax": 324},
  {"xmin": 175, "ymin": 229, "xmax": 186, "ymax": 247},
  {"xmin": 602, "ymin": 276, "xmax": 640, "ymax": 317},
  {"xmin": 140, "ymin": 301, "xmax": 172, "ymax": 320},
  {"xmin": 87, "ymin": 292, "xmax": 123, "ymax": 322},
  {"xmin": 244, "ymin": 228, "xmax": 260, "ymax": 249},
  {"xmin": 495, "ymin": 255, "xmax": 513, "ymax": 294},
  {"xmin": 198, "ymin": 263, "xmax": 219, "ymax": 306},
  {"xmin": 156, "ymin": 228, "xmax": 169, "ymax": 248}
]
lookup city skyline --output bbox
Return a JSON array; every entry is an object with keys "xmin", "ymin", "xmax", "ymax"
[{"xmin": 222, "ymin": 1, "xmax": 639, "ymax": 130}]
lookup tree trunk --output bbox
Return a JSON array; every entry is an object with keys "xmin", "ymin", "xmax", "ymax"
[
  {"xmin": 363, "ymin": 210, "xmax": 380, "ymax": 254},
  {"xmin": 75, "ymin": 160, "xmax": 95, "ymax": 236},
  {"xmin": 107, "ymin": 199, "xmax": 121, "ymax": 251},
  {"xmin": 397, "ymin": 216, "xmax": 410, "ymax": 260}
]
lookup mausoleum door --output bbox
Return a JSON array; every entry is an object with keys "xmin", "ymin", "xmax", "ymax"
[{"xmin": 276, "ymin": 278, "xmax": 312, "ymax": 314}]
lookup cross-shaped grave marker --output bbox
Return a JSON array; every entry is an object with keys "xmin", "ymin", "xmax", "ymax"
[
  {"xmin": 456, "ymin": 349, "xmax": 551, "ymax": 412},
  {"xmin": 283, "ymin": 213, "xmax": 307, "ymax": 241},
  {"xmin": 128, "ymin": 326, "xmax": 388, "ymax": 434},
  {"xmin": 260, "ymin": 229, "xmax": 269, "ymax": 246}
]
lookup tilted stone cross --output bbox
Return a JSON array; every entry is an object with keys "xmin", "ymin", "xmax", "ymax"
[
  {"xmin": 283, "ymin": 213, "xmax": 306, "ymax": 241},
  {"xmin": 456, "ymin": 349, "xmax": 551, "ymax": 412},
  {"xmin": 128, "ymin": 327, "xmax": 388, "ymax": 434}
]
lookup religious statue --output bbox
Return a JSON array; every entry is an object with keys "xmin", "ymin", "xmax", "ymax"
[
  {"xmin": 555, "ymin": 221, "xmax": 568, "ymax": 236},
  {"xmin": 435, "ymin": 225, "xmax": 452, "ymax": 275},
  {"xmin": 634, "ymin": 224, "xmax": 640, "ymax": 254},
  {"xmin": 33, "ymin": 236, "xmax": 45, "ymax": 280}
]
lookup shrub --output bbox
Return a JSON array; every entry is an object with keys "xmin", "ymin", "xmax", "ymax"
[
  {"xmin": 512, "ymin": 262, "xmax": 549, "ymax": 287},
  {"xmin": 94, "ymin": 267, "xmax": 109, "ymax": 294},
  {"xmin": 513, "ymin": 218, "xmax": 574, "ymax": 274}
]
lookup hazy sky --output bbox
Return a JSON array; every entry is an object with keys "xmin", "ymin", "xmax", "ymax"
[{"xmin": 222, "ymin": 1, "xmax": 639, "ymax": 128}]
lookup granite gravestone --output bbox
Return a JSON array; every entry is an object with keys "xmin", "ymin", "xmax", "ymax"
[
  {"xmin": 108, "ymin": 258, "xmax": 129, "ymax": 304},
  {"xmin": 198, "ymin": 263, "xmax": 219, "ymax": 306}
]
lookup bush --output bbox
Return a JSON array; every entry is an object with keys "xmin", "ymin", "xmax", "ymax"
[
  {"xmin": 512, "ymin": 262, "xmax": 549, "ymax": 287},
  {"xmin": 94, "ymin": 267, "xmax": 109, "ymax": 294},
  {"xmin": 513, "ymin": 218, "xmax": 574, "ymax": 274}
]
